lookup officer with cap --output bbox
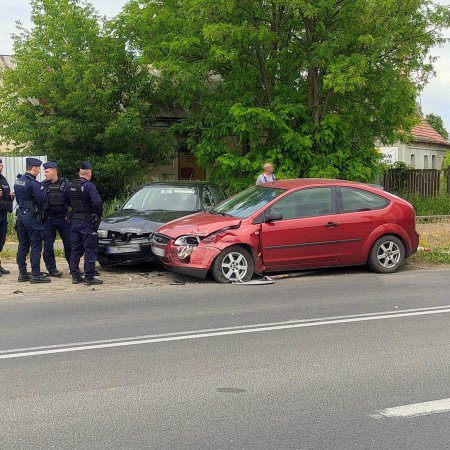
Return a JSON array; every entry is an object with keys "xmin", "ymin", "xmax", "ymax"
[
  {"xmin": 41, "ymin": 161, "xmax": 71, "ymax": 277},
  {"xmin": 14, "ymin": 157, "xmax": 50, "ymax": 283},
  {"xmin": 64, "ymin": 161, "xmax": 103, "ymax": 285},
  {"xmin": 0, "ymin": 158, "xmax": 15, "ymax": 276}
]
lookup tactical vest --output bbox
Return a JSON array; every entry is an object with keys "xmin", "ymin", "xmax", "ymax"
[
  {"xmin": 14, "ymin": 174, "xmax": 35, "ymax": 210},
  {"xmin": 0, "ymin": 175, "xmax": 13, "ymax": 213},
  {"xmin": 45, "ymin": 179, "xmax": 66, "ymax": 208},
  {"xmin": 68, "ymin": 178, "xmax": 94, "ymax": 214}
]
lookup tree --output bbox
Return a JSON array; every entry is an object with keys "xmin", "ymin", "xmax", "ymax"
[
  {"xmin": 426, "ymin": 113, "xmax": 449, "ymax": 140},
  {"xmin": 0, "ymin": 0, "xmax": 176, "ymax": 200},
  {"xmin": 121, "ymin": 0, "xmax": 449, "ymax": 192}
]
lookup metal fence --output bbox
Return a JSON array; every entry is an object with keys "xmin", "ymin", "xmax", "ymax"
[
  {"xmin": 1, "ymin": 155, "xmax": 48, "ymax": 190},
  {"xmin": 383, "ymin": 168, "xmax": 446, "ymax": 197}
]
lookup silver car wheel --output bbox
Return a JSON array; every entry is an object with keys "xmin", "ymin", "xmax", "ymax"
[
  {"xmin": 377, "ymin": 241, "xmax": 401, "ymax": 269},
  {"xmin": 221, "ymin": 251, "xmax": 249, "ymax": 281}
]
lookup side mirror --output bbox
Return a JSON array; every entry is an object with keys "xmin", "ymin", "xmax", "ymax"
[
  {"xmin": 265, "ymin": 211, "xmax": 282, "ymax": 222},
  {"xmin": 114, "ymin": 205, "xmax": 120, "ymax": 211}
]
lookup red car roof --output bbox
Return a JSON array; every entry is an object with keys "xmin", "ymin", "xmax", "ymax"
[{"xmin": 263, "ymin": 178, "xmax": 373, "ymax": 189}]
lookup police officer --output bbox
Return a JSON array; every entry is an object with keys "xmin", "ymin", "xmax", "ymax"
[
  {"xmin": 64, "ymin": 161, "xmax": 103, "ymax": 286},
  {"xmin": 14, "ymin": 157, "xmax": 50, "ymax": 283},
  {"xmin": 0, "ymin": 158, "xmax": 15, "ymax": 276},
  {"xmin": 41, "ymin": 161, "xmax": 71, "ymax": 277}
]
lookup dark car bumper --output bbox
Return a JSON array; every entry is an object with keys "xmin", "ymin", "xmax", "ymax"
[{"xmin": 98, "ymin": 240, "xmax": 159, "ymax": 265}]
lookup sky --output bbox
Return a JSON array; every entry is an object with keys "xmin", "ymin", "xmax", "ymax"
[{"xmin": 1, "ymin": 0, "xmax": 450, "ymax": 133}]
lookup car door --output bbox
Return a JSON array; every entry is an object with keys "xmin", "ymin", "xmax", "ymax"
[
  {"xmin": 337, "ymin": 187, "xmax": 390, "ymax": 265},
  {"xmin": 260, "ymin": 187, "xmax": 343, "ymax": 269}
]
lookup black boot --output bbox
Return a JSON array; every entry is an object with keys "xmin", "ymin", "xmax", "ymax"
[
  {"xmin": 0, "ymin": 264, "xmax": 10, "ymax": 275},
  {"xmin": 30, "ymin": 275, "xmax": 52, "ymax": 284},
  {"xmin": 49, "ymin": 270, "xmax": 63, "ymax": 278},
  {"xmin": 84, "ymin": 278, "xmax": 103, "ymax": 286},
  {"xmin": 18, "ymin": 273, "xmax": 31, "ymax": 282},
  {"xmin": 72, "ymin": 276, "xmax": 85, "ymax": 284}
]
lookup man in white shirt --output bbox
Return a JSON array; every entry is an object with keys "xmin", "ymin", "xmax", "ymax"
[{"xmin": 256, "ymin": 163, "xmax": 276, "ymax": 185}]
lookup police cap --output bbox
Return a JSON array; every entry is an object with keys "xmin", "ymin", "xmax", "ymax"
[
  {"xmin": 80, "ymin": 161, "xmax": 92, "ymax": 170},
  {"xmin": 43, "ymin": 161, "xmax": 58, "ymax": 169},
  {"xmin": 26, "ymin": 157, "xmax": 42, "ymax": 167}
]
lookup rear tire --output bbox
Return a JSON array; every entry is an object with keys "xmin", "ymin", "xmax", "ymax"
[
  {"xmin": 211, "ymin": 246, "xmax": 254, "ymax": 283},
  {"xmin": 368, "ymin": 235, "xmax": 405, "ymax": 274}
]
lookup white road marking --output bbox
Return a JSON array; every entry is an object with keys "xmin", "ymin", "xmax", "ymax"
[
  {"xmin": 1, "ymin": 305, "xmax": 449, "ymax": 360},
  {"xmin": 372, "ymin": 398, "xmax": 450, "ymax": 419}
]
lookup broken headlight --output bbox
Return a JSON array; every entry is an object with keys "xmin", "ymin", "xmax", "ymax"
[{"xmin": 173, "ymin": 235, "xmax": 202, "ymax": 246}]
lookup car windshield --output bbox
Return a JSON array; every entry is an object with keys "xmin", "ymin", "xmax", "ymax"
[
  {"xmin": 211, "ymin": 186, "xmax": 286, "ymax": 218},
  {"xmin": 122, "ymin": 186, "xmax": 200, "ymax": 212}
]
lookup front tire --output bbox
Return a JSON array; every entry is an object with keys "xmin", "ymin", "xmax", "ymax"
[
  {"xmin": 368, "ymin": 235, "xmax": 405, "ymax": 274},
  {"xmin": 211, "ymin": 246, "xmax": 254, "ymax": 283}
]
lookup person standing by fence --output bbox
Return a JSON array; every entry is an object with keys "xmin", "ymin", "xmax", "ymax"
[{"xmin": 256, "ymin": 163, "xmax": 276, "ymax": 185}]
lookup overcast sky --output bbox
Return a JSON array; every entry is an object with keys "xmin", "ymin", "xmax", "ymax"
[{"xmin": 1, "ymin": 0, "xmax": 450, "ymax": 133}]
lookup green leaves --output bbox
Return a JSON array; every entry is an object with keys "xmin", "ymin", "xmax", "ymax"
[{"xmin": 124, "ymin": 0, "xmax": 448, "ymax": 193}]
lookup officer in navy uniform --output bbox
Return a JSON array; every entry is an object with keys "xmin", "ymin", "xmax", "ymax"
[
  {"xmin": 0, "ymin": 158, "xmax": 15, "ymax": 276},
  {"xmin": 41, "ymin": 161, "xmax": 71, "ymax": 277},
  {"xmin": 14, "ymin": 157, "xmax": 51, "ymax": 283},
  {"xmin": 64, "ymin": 161, "xmax": 103, "ymax": 285}
]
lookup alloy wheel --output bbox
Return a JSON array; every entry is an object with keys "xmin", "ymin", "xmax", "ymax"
[
  {"xmin": 221, "ymin": 251, "xmax": 249, "ymax": 281},
  {"xmin": 377, "ymin": 241, "xmax": 401, "ymax": 269}
]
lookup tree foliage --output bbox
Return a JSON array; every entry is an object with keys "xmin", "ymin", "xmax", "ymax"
[
  {"xmin": 122, "ymin": 0, "xmax": 449, "ymax": 192},
  {"xmin": 0, "ymin": 0, "xmax": 176, "ymax": 200},
  {"xmin": 425, "ymin": 113, "xmax": 449, "ymax": 140}
]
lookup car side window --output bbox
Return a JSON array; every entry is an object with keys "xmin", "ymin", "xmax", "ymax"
[
  {"xmin": 208, "ymin": 185, "xmax": 227, "ymax": 204},
  {"xmin": 271, "ymin": 187, "xmax": 333, "ymax": 220},
  {"xmin": 340, "ymin": 187, "xmax": 389, "ymax": 213},
  {"xmin": 202, "ymin": 187, "xmax": 215, "ymax": 207}
]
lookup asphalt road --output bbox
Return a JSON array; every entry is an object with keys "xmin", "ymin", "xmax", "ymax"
[{"xmin": 0, "ymin": 266, "xmax": 449, "ymax": 449}]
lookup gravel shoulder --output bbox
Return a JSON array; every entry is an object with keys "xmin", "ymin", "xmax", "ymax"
[{"xmin": 0, "ymin": 257, "xmax": 186, "ymax": 299}]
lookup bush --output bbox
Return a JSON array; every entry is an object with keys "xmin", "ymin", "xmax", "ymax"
[{"xmin": 403, "ymin": 194, "xmax": 450, "ymax": 216}]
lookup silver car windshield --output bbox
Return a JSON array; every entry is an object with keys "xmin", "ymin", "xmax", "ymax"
[
  {"xmin": 123, "ymin": 186, "xmax": 200, "ymax": 212},
  {"xmin": 211, "ymin": 186, "xmax": 286, "ymax": 219}
]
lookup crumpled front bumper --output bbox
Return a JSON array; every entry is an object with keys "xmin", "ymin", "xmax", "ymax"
[{"xmin": 156, "ymin": 243, "xmax": 223, "ymax": 279}]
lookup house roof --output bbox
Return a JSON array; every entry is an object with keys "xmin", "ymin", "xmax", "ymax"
[
  {"xmin": 410, "ymin": 119, "xmax": 450, "ymax": 148},
  {"xmin": 0, "ymin": 55, "xmax": 15, "ymax": 70}
]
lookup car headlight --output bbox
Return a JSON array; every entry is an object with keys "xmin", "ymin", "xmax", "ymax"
[
  {"xmin": 173, "ymin": 235, "xmax": 202, "ymax": 246},
  {"xmin": 97, "ymin": 229, "xmax": 108, "ymax": 238}
]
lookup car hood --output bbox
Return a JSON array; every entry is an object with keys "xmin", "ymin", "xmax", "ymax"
[
  {"xmin": 99, "ymin": 210, "xmax": 196, "ymax": 235},
  {"xmin": 155, "ymin": 212, "xmax": 242, "ymax": 239}
]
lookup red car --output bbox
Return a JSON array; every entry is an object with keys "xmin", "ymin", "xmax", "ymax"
[{"xmin": 151, "ymin": 179, "xmax": 419, "ymax": 283}]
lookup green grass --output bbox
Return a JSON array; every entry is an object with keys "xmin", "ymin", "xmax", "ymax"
[
  {"xmin": 410, "ymin": 249, "xmax": 450, "ymax": 265},
  {"xmin": 402, "ymin": 193, "xmax": 450, "ymax": 216}
]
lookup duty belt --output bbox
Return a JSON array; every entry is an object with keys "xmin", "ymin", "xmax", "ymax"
[{"xmin": 72, "ymin": 212, "xmax": 96, "ymax": 221}]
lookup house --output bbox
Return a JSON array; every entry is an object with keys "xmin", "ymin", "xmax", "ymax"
[{"xmin": 379, "ymin": 119, "xmax": 450, "ymax": 169}]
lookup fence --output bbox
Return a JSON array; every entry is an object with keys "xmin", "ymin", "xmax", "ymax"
[
  {"xmin": 1, "ymin": 155, "xmax": 48, "ymax": 190},
  {"xmin": 383, "ymin": 168, "xmax": 449, "ymax": 197}
]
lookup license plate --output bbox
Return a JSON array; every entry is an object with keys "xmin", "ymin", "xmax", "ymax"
[
  {"xmin": 152, "ymin": 246, "xmax": 166, "ymax": 257},
  {"xmin": 106, "ymin": 244, "xmax": 140, "ymax": 254}
]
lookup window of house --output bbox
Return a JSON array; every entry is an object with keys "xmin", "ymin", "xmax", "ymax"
[
  {"xmin": 411, "ymin": 154, "xmax": 415, "ymax": 167},
  {"xmin": 432, "ymin": 155, "xmax": 436, "ymax": 169},
  {"xmin": 424, "ymin": 155, "xmax": 429, "ymax": 169},
  {"xmin": 270, "ymin": 187, "xmax": 333, "ymax": 220}
]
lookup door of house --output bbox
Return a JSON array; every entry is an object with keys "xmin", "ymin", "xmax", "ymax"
[{"xmin": 178, "ymin": 151, "xmax": 206, "ymax": 180}]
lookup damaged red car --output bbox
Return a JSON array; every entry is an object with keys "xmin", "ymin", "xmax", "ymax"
[{"xmin": 151, "ymin": 179, "xmax": 419, "ymax": 283}]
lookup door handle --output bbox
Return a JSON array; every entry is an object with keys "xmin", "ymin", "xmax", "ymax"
[{"xmin": 325, "ymin": 222, "xmax": 339, "ymax": 228}]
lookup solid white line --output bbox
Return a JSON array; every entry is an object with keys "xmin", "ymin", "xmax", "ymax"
[
  {"xmin": 1, "ymin": 305, "xmax": 449, "ymax": 360},
  {"xmin": 372, "ymin": 398, "xmax": 450, "ymax": 419},
  {"xmin": 0, "ymin": 304, "xmax": 448, "ymax": 356}
]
